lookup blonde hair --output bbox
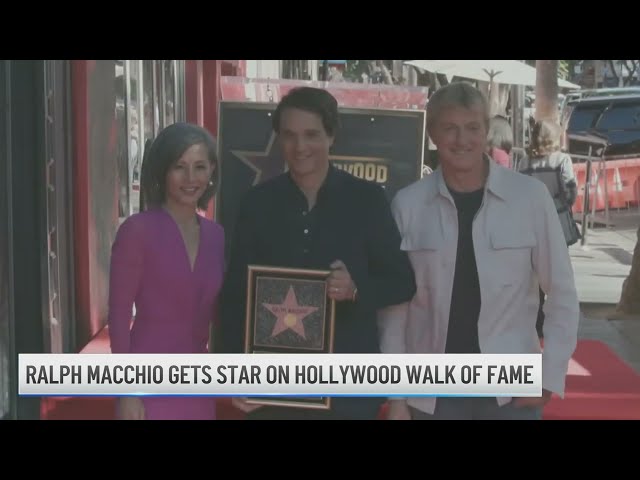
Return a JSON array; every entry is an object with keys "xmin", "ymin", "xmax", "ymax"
[
  {"xmin": 427, "ymin": 82, "xmax": 490, "ymax": 134},
  {"xmin": 528, "ymin": 119, "xmax": 563, "ymax": 158}
]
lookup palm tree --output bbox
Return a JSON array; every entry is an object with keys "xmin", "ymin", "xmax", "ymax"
[{"xmin": 534, "ymin": 60, "xmax": 559, "ymax": 122}]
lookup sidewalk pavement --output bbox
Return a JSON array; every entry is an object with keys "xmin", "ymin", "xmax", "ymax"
[{"xmin": 569, "ymin": 212, "xmax": 640, "ymax": 374}]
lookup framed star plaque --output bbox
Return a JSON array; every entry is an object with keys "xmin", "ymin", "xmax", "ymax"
[{"xmin": 244, "ymin": 264, "xmax": 336, "ymax": 409}]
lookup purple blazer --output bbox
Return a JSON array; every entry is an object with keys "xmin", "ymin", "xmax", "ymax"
[{"xmin": 108, "ymin": 207, "xmax": 225, "ymax": 420}]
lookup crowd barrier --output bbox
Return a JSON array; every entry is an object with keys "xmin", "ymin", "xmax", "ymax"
[{"xmin": 572, "ymin": 157, "xmax": 640, "ymax": 214}]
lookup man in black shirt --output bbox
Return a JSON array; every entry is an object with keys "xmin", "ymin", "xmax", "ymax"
[{"xmin": 219, "ymin": 87, "xmax": 416, "ymax": 420}]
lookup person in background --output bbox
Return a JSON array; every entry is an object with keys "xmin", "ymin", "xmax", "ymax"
[
  {"xmin": 378, "ymin": 82, "xmax": 580, "ymax": 420},
  {"xmin": 108, "ymin": 122, "xmax": 224, "ymax": 420},
  {"xmin": 518, "ymin": 119, "xmax": 580, "ymax": 339},
  {"xmin": 487, "ymin": 115, "xmax": 513, "ymax": 169}
]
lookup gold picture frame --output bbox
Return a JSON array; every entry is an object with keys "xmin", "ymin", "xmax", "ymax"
[{"xmin": 244, "ymin": 265, "xmax": 336, "ymax": 410}]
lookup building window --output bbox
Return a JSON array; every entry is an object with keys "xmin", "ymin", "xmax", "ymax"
[{"xmin": 119, "ymin": 60, "xmax": 185, "ymax": 219}]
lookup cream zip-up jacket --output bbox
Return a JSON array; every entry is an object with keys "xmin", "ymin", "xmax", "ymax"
[{"xmin": 377, "ymin": 160, "xmax": 580, "ymax": 414}]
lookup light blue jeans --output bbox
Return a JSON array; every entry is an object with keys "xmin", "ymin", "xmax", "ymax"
[{"xmin": 410, "ymin": 397, "xmax": 543, "ymax": 420}]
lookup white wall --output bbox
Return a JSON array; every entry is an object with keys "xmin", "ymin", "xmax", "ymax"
[
  {"xmin": 245, "ymin": 60, "xmax": 319, "ymax": 80},
  {"xmin": 308, "ymin": 60, "xmax": 319, "ymax": 81},
  {"xmin": 245, "ymin": 60, "xmax": 282, "ymax": 79}
]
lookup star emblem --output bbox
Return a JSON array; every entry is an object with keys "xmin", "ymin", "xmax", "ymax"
[
  {"xmin": 231, "ymin": 132, "xmax": 285, "ymax": 186},
  {"xmin": 263, "ymin": 286, "xmax": 319, "ymax": 340}
]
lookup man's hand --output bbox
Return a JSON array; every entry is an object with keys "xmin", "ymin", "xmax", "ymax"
[
  {"xmin": 327, "ymin": 260, "xmax": 357, "ymax": 302},
  {"xmin": 232, "ymin": 397, "xmax": 262, "ymax": 414},
  {"xmin": 513, "ymin": 389, "xmax": 553, "ymax": 408},
  {"xmin": 386, "ymin": 399, "xmax": 411, "ymax": 420}
]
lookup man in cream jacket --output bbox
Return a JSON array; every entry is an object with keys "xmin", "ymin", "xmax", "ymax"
[{"xmin": 378, "ymin": 82, "xmax": 580, "ymax": 420}]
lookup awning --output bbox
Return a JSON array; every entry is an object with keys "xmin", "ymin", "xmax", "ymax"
[{"xmin": 404, "ymin": 60, "xmax": 581, "ymax": 89}]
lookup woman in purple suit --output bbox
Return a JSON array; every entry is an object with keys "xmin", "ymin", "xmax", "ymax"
[{"xmin": 108, "ymin": 123, "xmax": 224, "ymax": 420}]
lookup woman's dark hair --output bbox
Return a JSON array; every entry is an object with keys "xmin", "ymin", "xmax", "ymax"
[
  {"xmin": 140, "ymin": 122, "xmax": 218, "ymax": 211},
  {"xmin": 272, "ymin": 87, "xmax": 339, "ymax": 136}
]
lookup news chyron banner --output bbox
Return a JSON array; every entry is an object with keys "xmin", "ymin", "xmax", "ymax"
[
  {"xmin": 216, "ymin": 101, "xmax": 426, "ymax": 252},
  {"xmin": 19, "ymin": 353, "xmax": 543, "ymax": 398}
]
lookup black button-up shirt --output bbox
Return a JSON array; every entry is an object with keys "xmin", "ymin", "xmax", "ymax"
[{"xmin": 218, "ymin": 166, "xmax": 416, "ymax": 416}]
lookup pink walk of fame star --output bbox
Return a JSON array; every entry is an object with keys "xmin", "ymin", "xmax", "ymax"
[{"xmin": 263, "ymin": 286, "xmax": 319, "ymax": 339}]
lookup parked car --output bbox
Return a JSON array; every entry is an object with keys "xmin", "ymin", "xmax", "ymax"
[
  {"xmin": 560, "ymin": 87, "xmax": 640, "ymax": 128},
  {"xmin": 564, "ymin": 93, "xmax": 640, "ymax": 159},
  {"xmin": 563, "ymin": 93, "xmax": 640, "ymax": 213}
]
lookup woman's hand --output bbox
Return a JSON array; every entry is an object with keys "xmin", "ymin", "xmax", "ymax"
[{"xmin": 117, "ymin": 397, "xmax": 146, "ymax": 420}]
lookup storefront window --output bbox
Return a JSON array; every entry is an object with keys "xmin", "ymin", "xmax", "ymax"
[
  {"xmin": 118, "ymin": 60, "xmax": 185, "ymax": 218},
  {"xmin": 126, "ymin": 60, "xmax": 141, "ymax": 216},
  {"xmin": 116, "ymin": 60, "xmax": 130, "ymax": 219},
  {"xmin": 120, "ymin": 60, "xmax": 184, "ymax": 217},
  {"xmin": 143, "ymin": 60, "xmax": 157, "ymax": 146},
  {"xmin": 163, "ymin": 60, "xmax": 176, "ymax": 127}
]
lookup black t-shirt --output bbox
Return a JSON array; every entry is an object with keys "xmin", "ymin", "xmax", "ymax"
[{"xmin": 445, "ymin": 186, "xmax": 484, "ymax": 354}]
